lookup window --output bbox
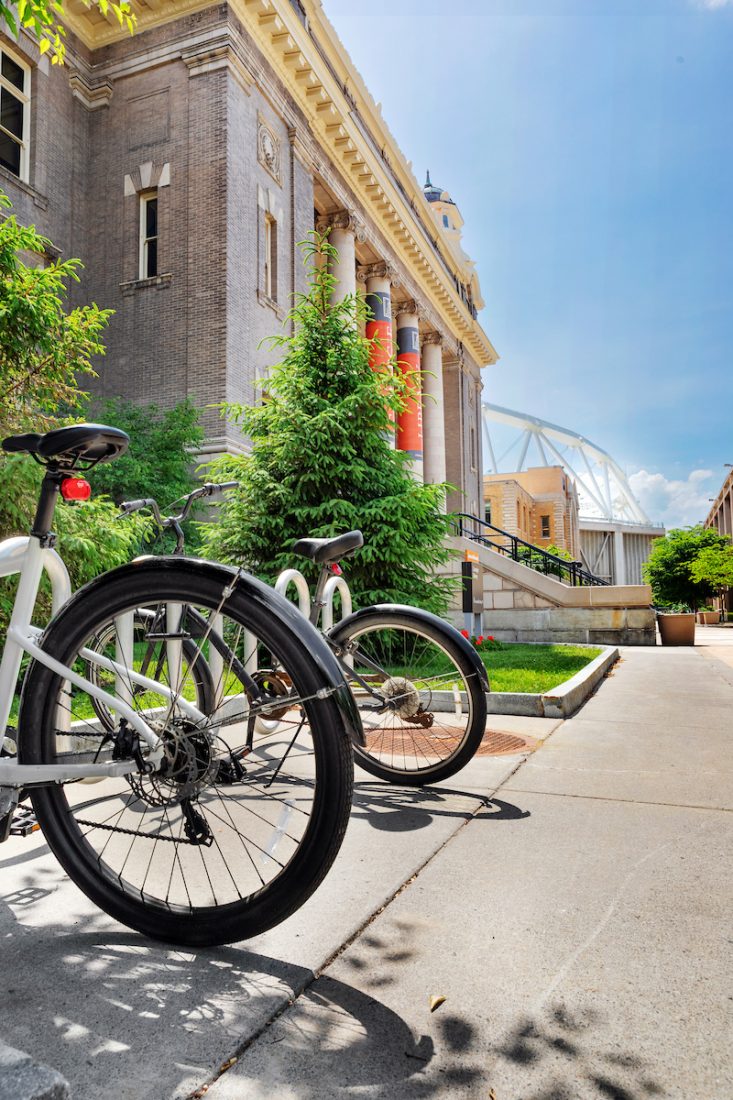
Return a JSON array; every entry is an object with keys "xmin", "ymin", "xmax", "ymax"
[
  {"xmin": 541, "ymin": 514, "xmax": 551, "ymax": 539},
  {"xmin": 0, "ymin": 47, "xmax": 30, "ymax": 182},
  {"xmin": 442, "ymin": 213, "xmax": 449, "ymax": 228},
  {"xmin": 264, "ymin": 213, "xmax": 278, "ymax": 302},
  {"xmin": 485, "ymin": 501, "xmax": 492, "ymax": 524},
  {"xmin": 139, "ymin": 192, "xmax": 158, "ymax": 279},
  {"xmin": 470, "ymin": 426, "xmax": 477, "ymax": 471}
]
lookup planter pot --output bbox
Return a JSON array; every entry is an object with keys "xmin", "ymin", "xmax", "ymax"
[
  {"xmin": 658, "ymin": 612, "xmax": 696, "ymax": 646},
  {"xmin": 697, "ymin": 611, "xmax": 720, "ymax": 625}
]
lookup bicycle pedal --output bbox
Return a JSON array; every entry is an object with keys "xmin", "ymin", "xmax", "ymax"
[
  {"xmin": 9, "ymin": 807, "xmax": 40, "ymax": 838},
  {"xmin": 1, "ymin": 731, "xmax": 17, "ymax": 757}
]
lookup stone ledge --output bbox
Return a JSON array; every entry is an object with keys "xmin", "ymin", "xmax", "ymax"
[
  {"xmin": 119, "ymin": 273, "xmax": 173, "ymax": 295},
  {"xmin": 484, "ymin": 645, "xmax": 619, "ymax": 718},
  {"xmin": 0, "ymin": 1040, "xmax": 69, "ymax": 1100}
]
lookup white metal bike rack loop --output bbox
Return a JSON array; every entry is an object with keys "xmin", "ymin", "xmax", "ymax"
[
  {"xmin": 274, "ymin": 568, "xmax": 352, "ymax": 629},
  {"xmin": 274, "ymin": 569, "xmax": 312, "ymax": 620}
]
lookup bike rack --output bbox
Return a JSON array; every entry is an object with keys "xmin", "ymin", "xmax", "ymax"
[
  {"xmin": 274, "ymin": 568, "xmax": 352, "ymax": 629},
  {"xmin": 275, "ymin": 569, "xmax": 312, "ymax": 619}
]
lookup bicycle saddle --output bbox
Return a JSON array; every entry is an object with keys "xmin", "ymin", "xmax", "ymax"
[
  {"xmin": 2, "ymin": 423, "xmax": 130, "ymax": 467},
  {"xmin": 292, "ymin": 530, "xmax": 364, "ymax": 565}
]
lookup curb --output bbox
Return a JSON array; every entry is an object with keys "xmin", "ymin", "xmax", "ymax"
[
  {"xmin": 485, "ymin": 645, "xmax": 619, "ymax": 719},
  {"xmin": 0, "ymin": 1041, "xmax": 69, "ymax": 1100}
]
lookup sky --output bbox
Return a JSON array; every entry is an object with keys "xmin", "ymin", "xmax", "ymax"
[{"xmin": 323, "ymin": 0, "xmax": 733, "ymax": 528}]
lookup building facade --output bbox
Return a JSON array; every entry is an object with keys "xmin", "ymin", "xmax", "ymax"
[
  {"xmin": 0, "ymin": 0, "xmax": 497, "ymax": 511},
  {"xmin": 483, "ymin": 466, "xmax": 581, "ymax": 557},
  {"xmin": 705, "ymin": 469, "xmax": 733, "ymax": 541}
]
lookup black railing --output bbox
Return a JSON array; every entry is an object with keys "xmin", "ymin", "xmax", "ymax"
[{"xmin": 454, "ymin": 513, "xmax": 610, "ymax": 587}]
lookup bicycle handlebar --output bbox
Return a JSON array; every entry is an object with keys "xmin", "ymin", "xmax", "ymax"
[{"xmin": 119, "ymin": 481, "xmax": 239, "ymax": 534}]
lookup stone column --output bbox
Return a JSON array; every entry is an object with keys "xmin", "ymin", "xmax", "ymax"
[
  {"xmin": 395, "ymin": 301, "xmax": 424, "ymax": 482},
  {"xmin": 613, "ymin": 527, "xmax": 626, "ymax": 586},
  {"xmin": 360, "ymin": 262, "xmax": 397, "ymax": 371},
  {"xmin": 421, "ymin": 332, "xmax": 447, "ymax": 490},
  {"xmin": 441, "ymin": 356, "xmax": 463, "ymax": 514},
  {"xmin": 318, "ymin": 210, "xmax": 362, "ymax": 304},
  {"xmin": 358, "ymin": 261, "xmax": 399, "ymax": 444}
]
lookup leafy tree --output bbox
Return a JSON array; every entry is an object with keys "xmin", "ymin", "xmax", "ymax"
[
  {"xmin": 642, "ymin": 525, "xmax": 729, "ymax": 610},
  {"xmin": 90, "ymin": 397, "xmax": 204, "ymax": 507},
  {"xmin": 0, "ymin": 192, "xmax": 111, "ymax": 437},
  {"xmin": 689, "ymin": 544, "xmax": 733, "ymax": 607},
  {"xmin": 0, "ymin": 194, "xmax": 148, "ymax": 630},
  {"xmin": 0, "ymin": 454, "xmax": 148, "ymax": 632},
  {"xmin": 0, "ymin": 0, "xmax": 134, "ymax": 65},
  {"xmin": 201, "ymin": 233, "xmax": 455, "ymax": 614}
]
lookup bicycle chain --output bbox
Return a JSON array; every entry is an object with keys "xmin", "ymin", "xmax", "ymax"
[{"xmin": 74, "ymin": 818, "xmax": 197, "ymax": 844}]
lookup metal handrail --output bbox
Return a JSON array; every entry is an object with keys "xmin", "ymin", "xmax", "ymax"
[{"xmin": 454, "ymin": 513, "xmax": 610, "ymax": 587}]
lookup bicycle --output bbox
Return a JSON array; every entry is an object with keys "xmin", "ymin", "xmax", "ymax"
[
  {"xmin": 0, "ymin": 424, "xmax": 358, "ymax": 946},
  {"xmin": 121, "ymin": 491, "xmax": 490, "ymax": 786}
]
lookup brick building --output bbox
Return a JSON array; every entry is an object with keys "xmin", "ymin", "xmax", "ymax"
[
  {"xmin": 483, "ymin": 466, "xmax": 581, "ymax": 557},
  {"xmin": 0, "ymin": 0, "xmax": 497, "ymax": 510}
]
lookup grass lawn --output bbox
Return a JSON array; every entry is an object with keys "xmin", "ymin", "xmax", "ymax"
[{"xmin": 481, "ymin": 643, "xmax": 602, "ymax": 694}]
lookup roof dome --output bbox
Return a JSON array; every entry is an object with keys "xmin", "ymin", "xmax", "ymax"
[{"xmin": 423, "ymin": 170, "xmax": 442, "ymax": 203}]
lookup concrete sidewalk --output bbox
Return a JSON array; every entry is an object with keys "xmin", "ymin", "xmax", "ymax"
[
  {"xmin": 1, "ymin": 645, "xmax": 731, "ymax": 1098},
  {"xmin": 206, "ymin": 644, "xmax": 732, "ymax": 1100}
]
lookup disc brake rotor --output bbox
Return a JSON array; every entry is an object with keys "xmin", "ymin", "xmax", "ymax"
[{"xmin": 128, "ymin": 720, "xmax": 218, "ymax": 807}]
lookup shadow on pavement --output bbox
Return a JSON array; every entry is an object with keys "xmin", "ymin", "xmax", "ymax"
[
  {"xmin": 352, "ymin": 782, "xmax": 531, "ymax": 832},
  {"xmin": 222, "ymin": 985, "xmax": 668, "ymax": 1099},
  {"xmin": 0, "ymin": 889, "xmax": 313, "ymax": 1100}
]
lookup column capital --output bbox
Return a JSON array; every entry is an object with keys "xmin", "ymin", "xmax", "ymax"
[
  {"xmin": 395, "ymin": 298, "xmax": 427, "ymax": 322},
  {"xmin": 421, "ymin": 331, "xmax": 443, "ymax": 349},
  {"xmin": 316, "ymin": 209, "xmax": 366, "ymax": 242},
  {"xmin": 356, "ymin": 260, "xmax": 401, "ymax": 286}
]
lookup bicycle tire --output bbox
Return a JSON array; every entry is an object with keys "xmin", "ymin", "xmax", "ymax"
[
  {"xmin": 330, "ymin": 608, "xmax": 487, "ymax": 785},
  {"xmin": 19, "ymin": 556, "xmax": 355, "ymax": 946}
]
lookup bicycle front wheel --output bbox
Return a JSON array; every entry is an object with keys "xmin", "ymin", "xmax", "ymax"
[
  {"xmin": 330, "ymin": 609, "xmax": 488, "ymax": 786},
  {"xmin": 19, "ymin": 557, "xmax": 355, "ymax": 946}
]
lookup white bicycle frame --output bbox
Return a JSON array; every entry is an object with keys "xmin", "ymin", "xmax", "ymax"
[{"xmin": 0, "ymin": 533, "xmax": 199, "ymax": 789}]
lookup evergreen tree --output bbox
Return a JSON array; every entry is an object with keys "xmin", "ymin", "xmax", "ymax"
[{"xmin": 201, "ymin": 233, "xmax": 455, "ymax": 614}]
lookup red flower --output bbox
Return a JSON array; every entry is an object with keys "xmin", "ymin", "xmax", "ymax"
[
  {"xmin": 476, "ymin": 635, "xmax": 484, "ymax": 644},
  {"xmin": 488, "ymin": 635, "xmax": 495, "ymax": 641},
  {"xmin": 460, "ymin": 629, "xmax": 469, "ymax": 638}
]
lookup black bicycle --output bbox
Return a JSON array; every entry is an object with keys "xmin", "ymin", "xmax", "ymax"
[{"xmin": 120, "ymin": 489, "xmax": 490, "ymax": 786}]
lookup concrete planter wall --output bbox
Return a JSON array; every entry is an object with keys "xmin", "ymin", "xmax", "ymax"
[
  {"xmin": 697, "ymin": 611, "xmax": 720, "ymax": 625},
  {"xmin": 658, "ymin": 612, "xmax": 696, "ymax": 646}
]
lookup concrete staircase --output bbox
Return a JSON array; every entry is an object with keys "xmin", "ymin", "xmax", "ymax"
[{"xmin": 446, "ymin": 534, "xmax": 655, "ymax": 645}]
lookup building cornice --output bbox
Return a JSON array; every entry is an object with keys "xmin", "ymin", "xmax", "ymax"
[
  {"xmin": 60, "ymin": 0, "xmax": 499, "ymax": 365},
  {"xmin": 238, "ymin": 0, "xmax": 497, "ymax": 366}
]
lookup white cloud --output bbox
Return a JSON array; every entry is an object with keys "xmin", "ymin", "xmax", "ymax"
[
  {"xmin": 696, "ymin": 0, "xmax": 733, "ymax": 8},
  {"xmin": 629, "ymin": 468, "xmax": 717, "ymax": 529}
]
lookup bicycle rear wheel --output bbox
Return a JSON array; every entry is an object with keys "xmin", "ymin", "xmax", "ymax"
[
  {"xmin": 19, "ymin": 557, "xmax": 355, "ymax": 946},
  {"xmin": 330, "ymin": 609, "xmax": 488, "ymax": 785}
]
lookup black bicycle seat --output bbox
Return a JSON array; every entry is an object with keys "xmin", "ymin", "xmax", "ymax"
[
  {"xmin": 292, "ymin": 530, "xmax": 364, "ymax": 565},
  {"xmin": 2, "ymin": 423, "xmax": 129, "ymax": 467}
]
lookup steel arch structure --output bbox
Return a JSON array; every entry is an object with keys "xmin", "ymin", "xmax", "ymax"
[{"xmin": 481, "ymin": 403, "xmax": 650, "ymax": 525}]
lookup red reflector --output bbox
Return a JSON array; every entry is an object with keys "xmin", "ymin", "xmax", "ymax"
[
  {"xmin": 61, "ymin": 478, "xmax": 92, "ymax": 502},
  {"xmin": 330, "ymin": 563, "xmax": 342, "ymax": 575}
]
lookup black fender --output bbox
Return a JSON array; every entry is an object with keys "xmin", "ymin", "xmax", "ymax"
[
  {"xmin": 328, "ymin": 603, "xmax": 491, "ymax": 694},
  {"xmin": 34, "ymin": 554, "xmax": 365, "ymax": 748}
]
